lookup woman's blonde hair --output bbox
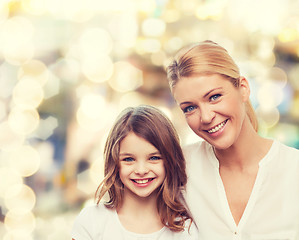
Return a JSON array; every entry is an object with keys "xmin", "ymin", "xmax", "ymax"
[
  {"xmin": 95, "ymin": 105, "xmax": 192, "ymax": 232},
  {"xmin": 166, "ymin": 40, "xmax": 258, "ymax": 131}
]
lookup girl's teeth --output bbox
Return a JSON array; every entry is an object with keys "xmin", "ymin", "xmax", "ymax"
[{"xmin": 135, "ymin": 179, "xmax": 150, "ymax": 184}]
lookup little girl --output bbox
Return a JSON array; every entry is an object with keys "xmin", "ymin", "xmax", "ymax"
[{"xmin": 71, "ymin": 105, "xmax": 198, "ymax": 240}]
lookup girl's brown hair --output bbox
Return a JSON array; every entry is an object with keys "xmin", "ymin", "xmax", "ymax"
[
  {"xmin": 166, "ymin": 40, "xmax": 258, "ymax": 132},
  {"xmin": 95, "ymin": 105, "xmax": 191, "ymax": 231}
]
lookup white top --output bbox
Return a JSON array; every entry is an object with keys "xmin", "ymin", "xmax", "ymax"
[
  {"xmin": 71, "ymin": 203, "xmax": 199, "ymax": 240},
  {"xmin": 184, "ymin": 140, "xmax": 299, "ymax": 240}
]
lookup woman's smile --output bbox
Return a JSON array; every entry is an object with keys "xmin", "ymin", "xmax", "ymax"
[
  {"xmin": 173, "ymin": 74, "xmax": 249, "ymax": 150},
  {"xmin": 206, "ymin": 119, "xmax": 228, "ymax": 134}
]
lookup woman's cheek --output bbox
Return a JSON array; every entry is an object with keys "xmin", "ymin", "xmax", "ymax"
[{"xmin": 186, "ymin": 114, "xmax": 200, "ymax": 131}]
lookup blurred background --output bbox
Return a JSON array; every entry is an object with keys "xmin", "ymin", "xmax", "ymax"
[{"xmin": 0, "ymin": 0, "xmax": 298, "ymax": 239}]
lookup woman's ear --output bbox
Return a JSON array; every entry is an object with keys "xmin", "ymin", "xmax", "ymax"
[{"xmin": 239, "ymin": 76, "xmax": 250, "ymax": 102}]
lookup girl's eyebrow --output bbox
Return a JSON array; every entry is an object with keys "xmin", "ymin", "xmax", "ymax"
[
  {"xmin": 149, "ymin": 151, "xmax": 161, "ymax": 155},
  {"xmin": 119, "ymin": 153, "xmax": 133, "ymax": 156}
]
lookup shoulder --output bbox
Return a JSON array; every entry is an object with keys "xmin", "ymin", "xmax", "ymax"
[
  {"xmin": 269, "ymin": 140, "xmax": 299, "ymax": 170},
  {"xmin": 183, "ymin": 140, "xmax": 209, "ymax": 158},
  {"xmin": 279, "ymin": 141, "xmax": 299, "ymax": 153},
  {"xmin": 182, "ymin": 140, "xmax": 213, "ymax": 167},
  {"xmin": 183, "ymin": 220, "xmax": 199, "ymax": 239},
  {"xmin": 71, "ymin": 203, "xmax": 114, "ymax": 239},
  {"xmin": 274, "ymin": 141, "xmax": 299, "ymax": 159},
  {"xmin": 76, "ymin": 203, "xmax": 111, "ymax": 219},
  {"xmin": 164, "ymin": 220, "xmax": 199, "ymax": 239}
]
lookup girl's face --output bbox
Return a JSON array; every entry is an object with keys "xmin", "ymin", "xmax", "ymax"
[
  {"xmin": 173, "ymin": 74, "xmax": 250, "ymax": 150},
  {"xmin": 119, "ymin": 132, "xmax": 166, "ymax": 199}
]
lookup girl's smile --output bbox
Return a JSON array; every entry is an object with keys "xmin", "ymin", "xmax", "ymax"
[
  {"xmin": 119, "ymin": 132, "xmax": 166, "ymax": 198},
  {"xmin": 131, "ymin": 178, "xmax": 156, "ymax": 187}
]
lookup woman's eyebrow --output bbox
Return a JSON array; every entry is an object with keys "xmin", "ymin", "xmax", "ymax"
[
  {"xmin": 203, "ymin": 87, "xmax": 223, "ymax": 98},
  {"xmin": 179, "ymin": 87, "xmax": 223, "ymax": 106}
]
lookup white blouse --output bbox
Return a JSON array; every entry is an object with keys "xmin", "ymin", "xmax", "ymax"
[
  {"xmin": 184, "ymin": 140, "xmax": 299, "ymax": 240},
  {"xmin": 71, "ymin": 204, "xmax": 199, "ymax": 240}
]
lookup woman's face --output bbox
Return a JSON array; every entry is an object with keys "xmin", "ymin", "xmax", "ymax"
[{"xmin": 173, "ymin": 74, "xmax": 250, "ymax": 150}]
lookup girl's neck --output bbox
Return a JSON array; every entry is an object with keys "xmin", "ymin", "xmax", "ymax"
[
  {"xmin": 119, "ymin": 189, "xmax": 158, "ymax": 215},
  {"xmin": 117, "ymin": 189, "xmax": 163, "ymax": 234}
]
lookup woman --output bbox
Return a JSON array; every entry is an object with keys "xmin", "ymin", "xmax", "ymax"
[{"xmin": 166, "ymin": 40, "xmax": 299, "ymax": 239}]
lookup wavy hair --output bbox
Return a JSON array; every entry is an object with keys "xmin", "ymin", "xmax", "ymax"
[
  {"xmin": 95, "ymin": 105, "xmax": 192, "ymax": 231},
  {"xmin": 166, "ymin": 40, "xmax": 258, "ymax": 132}
]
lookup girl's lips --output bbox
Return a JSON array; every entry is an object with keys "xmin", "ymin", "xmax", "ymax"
[{"xmin": 131, "ymin": 178, "xmax": 155, "ymax": 187}]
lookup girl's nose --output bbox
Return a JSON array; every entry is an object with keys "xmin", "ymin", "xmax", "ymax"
[{"xmin": 134, "ymin": 161, "xmax": 149, "ymax": 175}]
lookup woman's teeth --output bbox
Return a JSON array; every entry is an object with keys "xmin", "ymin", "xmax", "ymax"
[{"xmin": 207, "ymin": 120, "xmax": 227, "ymax": 133}]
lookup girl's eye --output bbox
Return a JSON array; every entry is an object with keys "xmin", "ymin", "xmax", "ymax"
[
  {"xmin": 122, "ymin": 157, "xmax": 134, "ymax": 162},
  {"xmin": 183, "ymin": 105, "xmax": 196, "ymax": 113},
  {"xmin": 149, "ymin": 156, "xmax": 162, "ymax": 161},
  {"xmin": 210, "ymin": 94, "xmax": 221, "ymax": 101}
]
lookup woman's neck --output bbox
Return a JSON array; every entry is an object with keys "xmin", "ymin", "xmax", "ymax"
[{"xmin": 214, "ymin": 119, "xmax": 273, "ymax": 171}]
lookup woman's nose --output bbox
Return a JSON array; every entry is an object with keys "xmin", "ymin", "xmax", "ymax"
[{"xmin": 200, "ymin": 106, "xmax": 215, "ymax": 124}]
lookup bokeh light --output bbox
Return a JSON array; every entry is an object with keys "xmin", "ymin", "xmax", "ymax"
[
  {"xmin": 79, "ymin": 28, "xmax": 113, "ymax": 56},
  {"xmin": 137, "ymin": 38, "xmax": 161, "ymax": 53},
  {"xmin": 76, "ymin": 94, "xmax": 117, "ymax": 131},
  {"xmin": 49, "ymin": 58, "xmax": 80, "ymax": 84},
  {"xmin": 109, "ymin": 61, "xmax": 143, "ymax": 92},
  {"xmin": 82, "ymin": 54, "xmax": 114, "ymax": 83},
  {"xmin": 8, "ymin": 145, "xmax": 40, "ymax": 177},
  {"xmin": 76, "ymin": 169, "xmax": 98, "ymax": 195},
  {"xmin": 8, "ymin": 107, "xmax": 40, "ymax": 135},
  {"xmin": 0, "ymin": 16, "xmax": 35, "ymax": 65},
  {"xmin": 257, "ymin": 82, "xmax": 283, "ymax": 110},
  {"xmin": 4, "ymin": 184, "xmax": 36, "ymax": 214},
  {"xmin": 0, "ymin": 122, "xmax": 25, "ymax": 151},
  {"xmin": 3, "ymin": 233, "xmax": 33, "ymax": 240},
  {"xmin": 0, "ymin": 168, "xmax": 23, "ymax": 197},
  {"xmin": 119, "ymin": 91, "xmax": 146, "ymax": 109},
  {"xmin": 0, "ymin": 100, "xmax": 7, "ymax": 121},
  {"xmin": 290, "ymin": 96, "xmax": 299, "ymax": 119},
  {"xmin": 142, "ymin": 18, "xmax": 166, "ymax": 37},
  {"xmin": 256, "ymin": 106, "xmax": 280, "ymax": 129},
  {"xmin": 21, "ymin": 0, "xmax": 46, "ymax": 16},
  {"xmin": 12, "ymin": 77, "xmax": 44, "ymax": 109},
  {"xmin": 4, "ymin": 211, "xmax": 36, "ymax": 234},
  {"xmin": 18, "ymin": 60, "xmax": 49, "ymax": 86},
  {"xmin": 0, "ymin": 62, "xmax": 18, "ymax": 99}
]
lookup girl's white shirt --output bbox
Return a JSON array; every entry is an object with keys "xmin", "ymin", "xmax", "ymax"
[
  {"xmin": 184, "ymin": 140, "xmax": 299, "ymax": 240},
  {"xmin": 71, "ymin": 203, "xmax": 199, "ymax": 240}
]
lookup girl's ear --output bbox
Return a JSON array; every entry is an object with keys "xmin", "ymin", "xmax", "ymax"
[{"xmin": 239, "ymin": 76, "xmax": 250, "ymax": 102}]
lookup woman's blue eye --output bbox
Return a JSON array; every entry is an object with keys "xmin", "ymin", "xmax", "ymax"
[
  {"xmin": 183, "ymin": 106, "xmax": 195, "ymax": 113},
  {"xmin": 210, "ymin": 94, "xmax": 221, "ymax": 101}
]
